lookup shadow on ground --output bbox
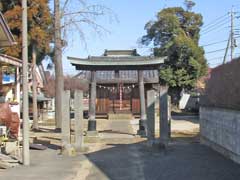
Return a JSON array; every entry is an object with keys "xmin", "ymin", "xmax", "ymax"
[
  {"xmin": 85, "ymin": 136, "xmax": 240, "ymax": 180},
  {"xmin": 171, "ymin": 115, "xmax": 199, "ymax": 125}
]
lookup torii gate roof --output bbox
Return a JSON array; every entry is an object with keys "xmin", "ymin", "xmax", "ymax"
[{"xmin": 68, "ymin": 56, "xmax": 166, "ymax": 71}]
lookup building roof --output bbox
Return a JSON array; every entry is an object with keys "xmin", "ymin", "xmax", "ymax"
[
  {"xmin": 103, "ymin": 49, "xmax": 138, "ymax": 56},
  {"xmin": 0, "ymin": 54, "xmax": 22, "ymax": 67},
  {"xmin": 76, "ymin": 70, "xmax": 159, "ymax": 84},
  {"xmin": 68, "ymin": 56, "xmax": 166, "ymax": 70},
  {"xmin": 70, "ymin": 49, "xmax": 165, "ymax": 83},
  {"xmin": 0, "ymin": 12, "xmax": 15, "ymax": 47}
]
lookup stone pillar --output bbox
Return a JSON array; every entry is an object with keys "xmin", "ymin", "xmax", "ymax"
[
  {"xmin": 137, "ymin": 70, "xmax": 147, "ymax": 136},
  {"xmin": 159, "ymin": 86, "xmax": 169, "ymax": 145},
  {"xmin": 147, "ymin": 89, "xmax": 155, "ymax": 146},
  {"xmin": 87, "ymin": 71, "xmax": 97, "ymax": 135},
  {"xmin": 15, "ymin": 67, "xmax": 20, "ymax": 116},
  {"xmin": 168, "ymin": 95, "xmax": 171, "ymax": 138},
  {"xmin": 74, "ymin": 90, "xmax": 84, "ymax": 151},
  {"xmin": 15, "ymin": 67, "xmax": 21, "ymax": 138},
  {"xmin": 61, "ymin": 90, "xmax": 71, "ymax": 149}
]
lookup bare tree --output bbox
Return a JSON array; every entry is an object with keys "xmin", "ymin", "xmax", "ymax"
[{"xmin": 53, "ymin": 0, "xmax": 116, "ymax": 130}]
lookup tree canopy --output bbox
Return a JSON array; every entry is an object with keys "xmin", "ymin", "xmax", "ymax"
[
  {"xmin": 0, "ymin": 0, "xmax": 53, "ymax": 64},
  {"xmin": 141, "ymin": 7, "xmax": 208, "ymax": 101}
]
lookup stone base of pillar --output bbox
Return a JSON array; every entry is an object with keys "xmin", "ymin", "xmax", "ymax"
[
  {"xmin": 54, "ymin": 128, "xmax": 61, "ymax": 133},
  {"xmin": 146, "ymin": 140, "xmax": 167, "ymax": 150},
  {"xmin": 157, "ymin": 138, "xmax": 169, "ymax": 148},
  {"xmin": 86, "ymin": 130, "xmax": 99, "ymax": 137},
  {"xmin": 137, "ymin": 119, "xmax": 147, "ymax": 137},
  {"xmin": 88, "ymin": 120, "xmax": 96, "ymax": 131},
  {"xmin": 61, "ymin": 144, "xmax": 76, "ymax": 156},
  {"xmin": 146, "ymin": 140, "xmax": 155, "ymax": 147},
  {"xmin": 74, "ymin": 145, "xmax": 89, "ymax": 152},
  {"xmin": 87, "ymin": 120, "xmax": 98, "ymax": 137}
]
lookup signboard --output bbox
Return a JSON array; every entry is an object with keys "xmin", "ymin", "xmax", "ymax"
[{"xmin": 2, "ymin": 66, "xmax": 15, "ymax": 84}]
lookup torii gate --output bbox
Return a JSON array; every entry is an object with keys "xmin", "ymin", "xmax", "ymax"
[{"xmin": 68, "ymin": 54, "xmax": 170, "ymax": 141}]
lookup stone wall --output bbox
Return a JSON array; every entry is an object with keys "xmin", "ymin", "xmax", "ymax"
[{"xmin": 200, "ymin": 107, "xmax": 240, "ymax": 164}]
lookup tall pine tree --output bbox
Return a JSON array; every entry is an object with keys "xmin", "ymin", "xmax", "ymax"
[{"xmin": 0, "ymin": 0, "xmax": 53, "ymax": 62}]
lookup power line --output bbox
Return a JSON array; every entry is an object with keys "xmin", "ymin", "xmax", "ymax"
[
  {"xmin": 209, "ymin": 62, "xmax": 222, "ymax": 66},
  {"xmin": 202, "ymin": 13, "xmax": 229, "ymax": 29},
  {"xmin": 200, "ymin": 35, "xmax": 240, "ymax": 46},
  {"xmin": 201, "ymin": 20, "xmax": 230, "ymax": 35},
  {"xmin": 201, "ymin": 39, "xmax": 228, "ymax": 47},
  {"xmin": 207, "ymin": 55, "xmax": 230, "ymax": 61},
  {"xmin": 201, "ymin": 16, "xmax": 230, "ymax": 32},
  {"xmin": 201, "ymin": 26, "xmax": 229, "ymax": 37},
  {"xmin": 205, "ymin": 48, "xmax": 226, "ymax": 54}
]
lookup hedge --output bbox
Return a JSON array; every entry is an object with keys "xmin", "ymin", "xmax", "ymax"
[{"xmin": 201, "ymin": 59, "xmax": 240, "ymax": 110}]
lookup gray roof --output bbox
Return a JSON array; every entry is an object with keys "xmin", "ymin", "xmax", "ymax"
[
  {"xmin": 76, "ymin": 70, "xmax": 159, "ymax": 84},
  {"xmin": 70, "ymin": 50, "xmax": 164, "ymax": 83},
  {"xmin": 0, "ymin": 54, "xmax": 22, "ymax": 67},
  {"xmin": 103, "ymin": 49, "xmax": 138, "ymax": 56},
  {"xmin": 68, "ymin": 56, "xmax": 165, "ymax": 70}
]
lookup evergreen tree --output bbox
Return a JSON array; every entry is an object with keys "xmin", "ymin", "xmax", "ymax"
[
  {"xmin": 0, "ymin": 0, "xmax": 53, "ymax": 63},
  {"xmin": 141, "ymin": 7, "xmax": 207, "ymax": 103}
]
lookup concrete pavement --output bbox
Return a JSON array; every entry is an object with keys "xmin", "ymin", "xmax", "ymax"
[{"xmin": 1, "ymin": 117, "xmax": 240, "ymax": 180}]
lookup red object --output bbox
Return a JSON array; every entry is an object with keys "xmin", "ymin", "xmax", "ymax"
[
  {"xmin": 0, "ymin": 103, "xmax": 12, "ymax": 127},
  {"xmin": 0, "ymin": 103, "xmax": 20, "ymax": 138},
  {"xmin": 10, "ymin": 113, "xmax": 20, "ymax": 138}
]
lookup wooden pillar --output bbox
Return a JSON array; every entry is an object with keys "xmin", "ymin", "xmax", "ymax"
[
  {"xmin": 147, "ymin": 89, "xmax": 155, "ymax": 146},
  {"xmin": 87, "ymin": 71, "xmax": 97, "ymax": 135},
  {"xmin": 61, "ymin": 90, "xmax": 71, "ymax": 150},
  {"xmin": 137, "ymin": 70, "xmax": 147, "ymax": 136},
  {"xmin": 15, "ymin": 67, "xmax": 20, "ymax": 116},
  {"xmin": 74, "ymin": 90, "xmax": 84, "ymax": 151},
  {"xmin": 159, "ymin": 86, "xmax": 169, "ymax": 145}
]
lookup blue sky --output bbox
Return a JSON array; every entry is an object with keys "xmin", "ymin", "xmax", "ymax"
[{"xmin": 58, "ymin": 0, "xmax": 240, "ymax": 75}]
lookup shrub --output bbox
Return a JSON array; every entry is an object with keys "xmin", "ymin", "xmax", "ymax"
[{"xmin": 201, "ymin": 59, "xmax": 240, "ymax": 110}]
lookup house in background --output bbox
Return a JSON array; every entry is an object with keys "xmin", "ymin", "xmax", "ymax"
[{"xmin": 0, "ymin": 12, "xmax": 21, "ymax": 115}]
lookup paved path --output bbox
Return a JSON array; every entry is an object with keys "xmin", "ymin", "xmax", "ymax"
[
  {"xmin": 1, "ymin": 118, "xmax": 240, "ymax": 180},
  {"xmin": 84, "ymin": 138, "xmax": 240, "ymax": 180}
]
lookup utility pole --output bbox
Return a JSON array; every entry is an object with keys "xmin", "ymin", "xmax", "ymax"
[
  {"xmin": 22, "ymin": 0, "xmax": 30, "ymax": 165},
  {"xmin": 223, "ymin": 34, "xmax": 231, "ymax": 64},
  {"xmin": 223, "ymin": 7, "xmax": 235, "ymax": 64},
  {"xmin": 54, "ymin": 0, "xmax": 64, "ymax": 130},
  {"xmin": 230, "ymin": 7, "xmax": 235, "ymax": 60}
]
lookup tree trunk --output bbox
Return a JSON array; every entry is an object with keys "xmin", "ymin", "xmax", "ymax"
[
  {"xmin": 32, "ymin": 44, "xmax": 39, "ymax": 130},
  {"xmin": 54, "ymin": 0, "xmax": 64, "ymax": 129}
]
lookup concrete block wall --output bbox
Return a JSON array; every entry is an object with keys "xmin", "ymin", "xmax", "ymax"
[{"xmin": 200, "ymin": 107, "xmax": 240, "ymax": 164}]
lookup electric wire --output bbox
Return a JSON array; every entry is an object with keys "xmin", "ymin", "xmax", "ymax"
[
  {"xmin": 201, "ymin": 16, "xmax": 230, "ymax": 33},
  {"xmin": 201, "ymin": 13, "xmax": 229, "ymax": 29}
]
